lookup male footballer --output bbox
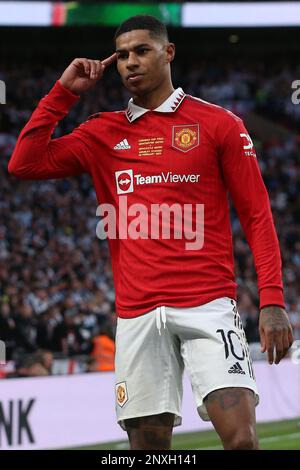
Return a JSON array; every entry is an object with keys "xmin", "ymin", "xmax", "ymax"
[{"xmin": 9, "ymin": 15, "xmax": 293, "ymax": 450}]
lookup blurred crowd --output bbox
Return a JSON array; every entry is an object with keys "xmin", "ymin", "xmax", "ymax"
[{"xmin": 0, "ymin": 59, "xmax": 299, "ymax": 377}]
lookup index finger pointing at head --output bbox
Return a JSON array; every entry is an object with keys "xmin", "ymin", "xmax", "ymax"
[{"xmin": 101, "ymin": 53, "xmax": 117, "ymax": 67}]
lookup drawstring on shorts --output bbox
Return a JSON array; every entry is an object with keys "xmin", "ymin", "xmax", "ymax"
[{"xmin": 155, "ymin": 305, "xmax": 166, "ymax": 335}]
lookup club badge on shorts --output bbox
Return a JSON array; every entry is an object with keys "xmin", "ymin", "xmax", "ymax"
[
  {"xmin": 116, "ymin": 381, "xmax": 129, "ymax": 407},
  {"xmin": 172, "ymin": 124, "xmax": 199, "ymax": 153}
]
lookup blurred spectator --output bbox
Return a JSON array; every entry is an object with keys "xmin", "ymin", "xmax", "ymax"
[
  {"xmin": 288, "ymin": 303, "xmax": 300, "ymax": 340},
  {"xmin": 238, "ymin": 290, "xmax": 260, "ymax": 343},
  {"xmin": 52, "ymin": 307, "xmax": 92, "ymax": 356},
  {"xmin": 91, "ymin": 319, "xmax": 116, "ymax": 372},
  {"xmin": 0, "ymin": 301, "xmax": 16, "ymax": 360},
  {"xmin": 14, "ymin": 303, "xmax": 38, "ymax": 354},
  {"xmin": 35, "ymin": 349, "xmax": 54, "ymax": 374},
  {"xmin": 86, "ymin": 357, "xmax": 99, "ymax": 373},
  {"xmin": 14, "ymin": 350, "xmax": 53, "ymax": 378}
]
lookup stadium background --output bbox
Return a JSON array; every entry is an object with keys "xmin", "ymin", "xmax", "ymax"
[{"xmin": 0, "ymin": 0, "xmax": 299, "ymax": 450}]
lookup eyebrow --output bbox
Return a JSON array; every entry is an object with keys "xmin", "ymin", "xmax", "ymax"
[{"xmin": 115, "ymin": 43, "xmax": 151, "ymax": 53}]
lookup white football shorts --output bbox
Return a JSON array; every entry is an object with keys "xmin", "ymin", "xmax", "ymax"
[{"xmin": 115, "ymin": 297, "xmax": 259, "ymax": 430}]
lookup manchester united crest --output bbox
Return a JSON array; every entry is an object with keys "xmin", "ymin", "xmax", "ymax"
[
  {"xmin": 172, "ymin": 124, "xmax": 199, "ymax": 153},
  {"xmin": 116, "ymin": 381, "xmax": 128, "ymax": 407}
]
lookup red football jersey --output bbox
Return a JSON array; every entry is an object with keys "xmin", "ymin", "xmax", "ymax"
[{"xmin": 8, "ymin": 81, "xmax": 285, "ymax": 318}]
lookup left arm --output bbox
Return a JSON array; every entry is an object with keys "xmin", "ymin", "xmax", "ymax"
[{"xmin": 217, "ymin": 113, "xmax": 294, "ymax": 364}]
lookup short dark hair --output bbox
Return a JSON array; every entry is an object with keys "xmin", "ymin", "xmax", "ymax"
[{"xmin": 114, "ymin": 15, "xmax": 169, "ymax": 44}]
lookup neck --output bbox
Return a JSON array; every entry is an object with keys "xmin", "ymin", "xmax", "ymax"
[{"xmin": 132, "ymin": 80, "xmax": 175, "ymax": 110}]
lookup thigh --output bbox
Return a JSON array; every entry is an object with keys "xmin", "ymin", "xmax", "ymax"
[
  {"xmin": 178, "ymin": 297, "xmax": 259, "ymax": 421},
  {"xmin": 204, "ymin": 387, "xmax": 258, "ymax": 449},
  {"xmin": 115, "ymin": 312, "xmax": 184, "ymax": 429},
  {"xmin": 125, "ymin": 412, "xmax": 175, "ymax": 450}
]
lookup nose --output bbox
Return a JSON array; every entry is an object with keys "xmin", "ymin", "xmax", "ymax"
[{"xmin": 126, "ymin": 52, "xmax": 139, "ymax": 69}]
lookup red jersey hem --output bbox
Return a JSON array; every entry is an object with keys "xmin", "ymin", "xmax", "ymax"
[{"xmin": 116, "ymin": 290, "xmax": 237, "ymax": 318}]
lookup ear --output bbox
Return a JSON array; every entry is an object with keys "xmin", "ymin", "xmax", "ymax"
[{"xmin": 165, "ymin": 43, "xmax": 175, "ymax": 63}]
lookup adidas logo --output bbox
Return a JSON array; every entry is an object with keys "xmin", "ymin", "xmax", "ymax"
[
  {"xmin": 114, "ymin": 139, "xmax": 131, "ymax": 150},
  {"xmin": 228, "ymin": 362, "xmax": 245, "ymax": 375}
]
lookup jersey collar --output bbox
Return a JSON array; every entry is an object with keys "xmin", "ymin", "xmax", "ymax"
[{"xmin": 125, "ymin": 87, "xmax": 185, "ymax": 123}]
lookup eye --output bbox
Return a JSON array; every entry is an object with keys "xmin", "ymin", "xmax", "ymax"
[
  {"xmin": 117, "ymin": 52, "xmax": 128, "ymax": 60},
  {"xmin": 138, "ymin": 48, "xmax": 149, "ymax": 54}
]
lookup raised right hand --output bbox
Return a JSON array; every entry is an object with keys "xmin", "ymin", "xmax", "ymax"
[{"xmin": 59, "ymin": 54, "xmax": 117, "ymax": 95}]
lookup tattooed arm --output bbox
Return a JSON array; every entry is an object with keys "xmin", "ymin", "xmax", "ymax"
[{"xmin": 259, "ymin": 306, "xmax": 294, "ymax": 364}]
